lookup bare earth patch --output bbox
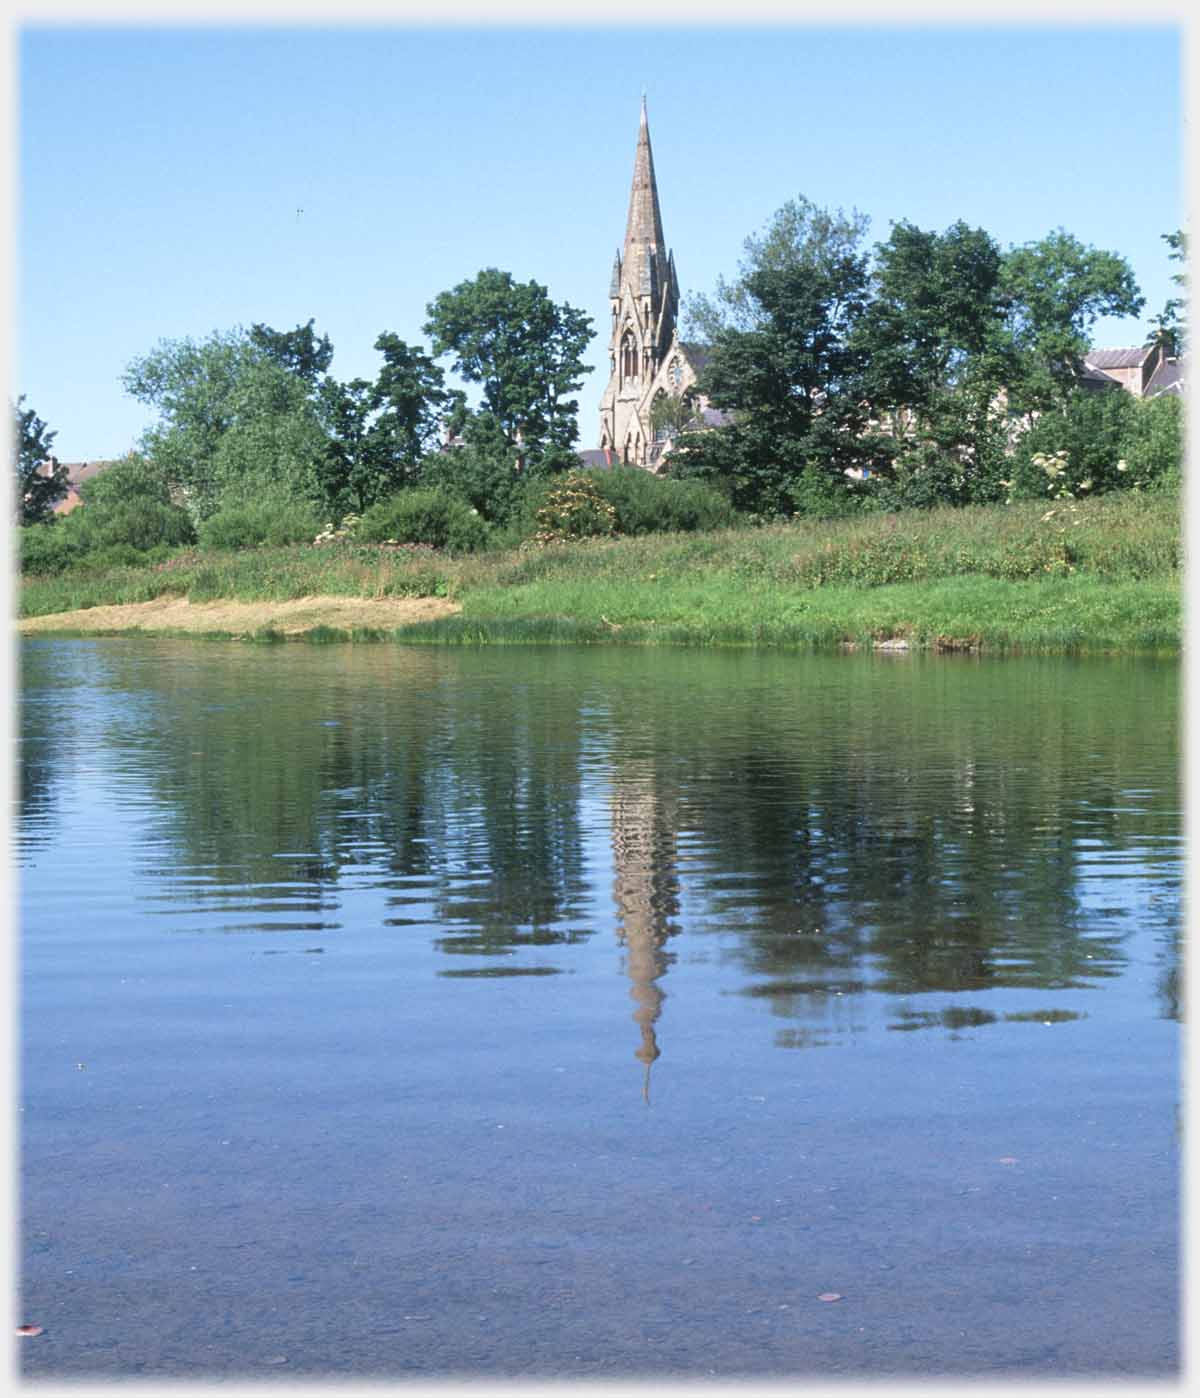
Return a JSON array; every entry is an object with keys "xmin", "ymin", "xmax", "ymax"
[{"xmin": 18, "ymin": 594, "xmax": 462, "ymax": 637}]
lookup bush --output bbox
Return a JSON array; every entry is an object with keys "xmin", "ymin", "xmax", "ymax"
[
  {"xmin": 72, "ymin": 499, "xmax": 195, "ymax": 554},
  {"xmin": 790, "ymin": 463, "xmax": 877, "ymax": 518},
  {"xmin": 78, "ymin": 453, "xmax": 173, "ymax": 510},
  {"xmin": 356, "ymin": 488, "xmax": 489, "ymax": 553},
  {"xmin": 198, "ymin": 499, "xmax": 322, "ymax": 551},
  {"xmin": 1119, "ymin": 393, "xmax": 1182, "ymax": 491},
  {"xmin": 53, "ymin": 453, "xmax": 198, "ymax": 563},
  {"xmin": 528, "ymin": 473, "xmax": 617, "ymax": 544},
  {"xmin": 17, "ymin": 520, "xmax": 80, "ymax": 575},
  {"xmin": 1009, "ymin": 389, "xmax": 1138, "ymax": 500},
  {"xmin": 589, "ymin": 465, "xmax": 737, "ymax": 534}
]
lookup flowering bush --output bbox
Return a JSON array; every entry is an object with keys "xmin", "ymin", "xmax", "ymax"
[{"xmin": 529, "ymin": 473, "xmax": 617, "ymax": 545}]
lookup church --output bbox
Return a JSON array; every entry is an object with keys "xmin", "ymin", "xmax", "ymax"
[{"xmin": 596, "ymin": 100, "xmax": 722, "ymax": 470}]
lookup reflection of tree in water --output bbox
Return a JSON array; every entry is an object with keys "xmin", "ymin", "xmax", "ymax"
[
  {"xmin": 85, "ymin": 647, "xmax": 591, "ymax": 947},
  {"xmin": 610, "ymin": 764, "xmax": 681, "ymax": 1100},
  {"xmin": 681, "ymin": 722, "xmax": 1168, "ymax": 1033},
  {"xmin": 427, "ymin": 694, "xmax": 591, "ymax": 957}
]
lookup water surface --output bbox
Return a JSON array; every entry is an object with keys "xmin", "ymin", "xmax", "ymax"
[{"xmin": 18, "ymin": 640, "xmax": 1180, "ymax": 1378}]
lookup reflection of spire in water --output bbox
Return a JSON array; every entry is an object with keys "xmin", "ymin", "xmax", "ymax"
[{"xmin": 611, "ymin": 766, "xmax": 680, "ymax": 1102}]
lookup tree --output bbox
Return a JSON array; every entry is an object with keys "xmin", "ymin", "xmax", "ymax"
[
  {"xmin": 424, "ymin": 269, "xmax": 593, "ymax": 473},
  {"xmin": 123, "ymin": 328, "xmax": 330, "ymax": 521},
  {"xmin": 672, "ymin": 198, "xmax": 883, "ymax": 515},
  {"xmin": 1146, "ymin": 229, "xmax": 1187, "ymax": 356},
  {"xmin": 249, "ymin": 318, "xmax": 334, "ymax": 385},
  {"xmin": 14, "ymin": 397, "xmax": 68, "ymax": 525},
  {"xmin": 316, "ymin": 335, "xmax": 451, "ymax": 515},
  {"xmin": 857, "ymin": 220, "xmax": 1013, "ymax": 415},
  {"xmin": 371, "ymin": 334, "xmax": 452, "ymax": 473},
  {"xmin": 1000, "ymin": 230, "xmax": 1144, "ymax": 411},
  {"xmin": 850, "ymin": 220, "xmax": 1018, "ymax": 506}
]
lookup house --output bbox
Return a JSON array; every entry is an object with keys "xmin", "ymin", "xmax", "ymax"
[
  {"xmin": 44, "ymin": 460, "xmax": 114, "ymax": 515},
  {"xmin": 1082, "ymin": 344, "xmax": 1185, "ymax": 399}
]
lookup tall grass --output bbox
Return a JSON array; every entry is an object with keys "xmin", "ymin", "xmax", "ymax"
[{"xmin": 18, "ymin": 492, "xmax": 1180, "ymax": 655}]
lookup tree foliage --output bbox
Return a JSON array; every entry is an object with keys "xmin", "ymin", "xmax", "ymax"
[
  {"xmin": 14, "ymin": 398, "xmax": 68, "ymax": 525},
  {"xmin": 316, "ymin": 335, "xmax": 450, "ymax": 514},
  {"xmin": 673, "ymin": 198, "xmax": 884, "ymax": 514},
  {"xmin": 999, "ymin": 230, "xmax": 1144, "ymax": 411},
  {"xmin": 1147, "ymin": 229, "xmax": 1187, "ymax": 355},
  {"xmin": 424, "ymin": 268, "xmax": 593, "ymax": 472},
  {"xmin": 249, "ymin": 318, "xmax": 334, "ymax": 384},
  {"xmin": 123, "ymin": 328, "xmax": 329, "ymax": 521}
]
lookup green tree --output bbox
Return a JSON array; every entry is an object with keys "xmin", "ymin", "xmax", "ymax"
[
  {"xmin": 420, "ymin": 410, "xmax": 525, "ymax": 524},
  {"xmin": 123, "ymin": 329, "xmax": 329, "ymax": 521},
  {"xmin": 672, "ymin": 198, "xmax": 882, "ymax": 515},
  {"xmin": 248, "ymin": 318, "xmax": 334, "ymax": 384},
  {"xmin": 316, "ymin": 336, "xmax": 451, "ymax": 515},
  {"xmin": 853, "ymin": 220, "xmax": 1018, "ymax": 506},
  {"xmin": 424, "ymin": 268, "xmax": 593, "ymax": 473},
  {"xmin": 1146, "ymin": 229, "xmax": 1187, "ymax": 356},
  {"xmin": 1000, "ymin": 230, "xmax": 1144, "ymax": 412},
  {"xmin": 648, "ymin": 388, "xmax": 703, "ymax": 444},
  {"xmin": 14, "ymin": 398, "xmax": 68, "ymax": 525}
]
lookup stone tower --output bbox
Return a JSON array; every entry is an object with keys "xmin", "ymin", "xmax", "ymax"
[{"xmin": 599, "ymin": 99, "xmax": 694, "ymax": 468}]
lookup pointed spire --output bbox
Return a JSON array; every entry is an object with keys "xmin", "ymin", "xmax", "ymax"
[{"xmin": 624, "ymin": 95, "xmax": 665, "ymax": 256}]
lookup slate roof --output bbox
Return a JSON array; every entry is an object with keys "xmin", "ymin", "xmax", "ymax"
[
  {"xmin": 1084, "ymin": 347, "xmax": 1154, "ymax": 370},
  {"xmin": 678, "ymin": 341, "xmax": 711, "ymax": 374},
  {"xmin": 1145, "ymin": 355, "xmax": 1186, "ymax": 397}
]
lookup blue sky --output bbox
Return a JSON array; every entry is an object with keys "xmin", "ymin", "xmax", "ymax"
[{"xmin": 18, "ymin": 21, "xmax": 1183, "ymax": 462}]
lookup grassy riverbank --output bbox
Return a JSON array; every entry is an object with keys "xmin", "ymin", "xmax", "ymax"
[{"xmin": 18, "ymin": 491, "xmax": 1181, "ymax": 655}]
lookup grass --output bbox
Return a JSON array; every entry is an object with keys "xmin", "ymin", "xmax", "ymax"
[{"xmin": 18, "ymin": 491, "xmax": 1182, "ymax": 656}]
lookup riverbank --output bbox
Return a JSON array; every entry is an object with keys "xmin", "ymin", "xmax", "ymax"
[
  {"xmin": 17, "ymin": 492, "xmax": 1181, "ymax": 655},
  {"xmin": 18, "ymin": 593, "xmax": 460, "ymax": 639}
]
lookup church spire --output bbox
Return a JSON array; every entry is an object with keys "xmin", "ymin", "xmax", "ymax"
[{"xmin": 624, "ymin": 95, "xmax": 665, "ymax": 255}]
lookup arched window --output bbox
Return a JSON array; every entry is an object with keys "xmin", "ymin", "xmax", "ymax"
[
  {"xmin": 651, "ymin": 390, "xmax": 670, "ymax": 442},
  {"xmin": 621, "ymin": 331, "xmax": 638, "ymax": 382},
  {"xmin": 670, "ymin": 357, "xmax": 682, "ymax": 388}
]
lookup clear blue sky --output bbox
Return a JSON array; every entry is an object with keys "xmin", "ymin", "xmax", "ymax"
[{"xmin": 18, "ymin": 22, "xmax": 1183, "ymax": 462}]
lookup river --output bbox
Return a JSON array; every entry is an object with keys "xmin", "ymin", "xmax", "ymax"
[{"xmin": 17, "ymin": 638, "xmax": 1180, "ymax": 1379}]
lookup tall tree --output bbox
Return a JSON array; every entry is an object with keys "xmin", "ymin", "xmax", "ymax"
[
  {"xmin": 249, "ymin": 318, "xmax": 334, "ymax": 384},
  {"xmin": 14, "ymin": 397, "xmax": 68, "ymax": 525},
  {"xmin": 673, "ymin": 198, "xmax": 882, "ymax": 514},
  {"xmin": 851, "ymin": 220, "xmax": 1017, "ymax": 505},
  {"xmin": 1000, "ymin": 230, "xmax": 1143, "ymax": 411},
  {"xmin": 123, "ymin": 329, "xmax": 329, "ymax": 521},
  {"xmin": 424, "ymin": 268, "xmax": 593, "ymax": 472},
  {"xmin": 316, "ymin": 335, "xmax": 451, "ymax": 513}
]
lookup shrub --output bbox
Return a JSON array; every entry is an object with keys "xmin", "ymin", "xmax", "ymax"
[
  {"xmin": 198, "ymin": 499, "xmax": 322, "ymax": 551},
  {"xmin": 790, "ymin": 463, "xmax": 876, "ymax": 518},
  {"xmin": 17, "ymin": 520, "xmax": 80, "ymax": 575},
  {"xmin": 529, "ymin": 473, "xmax": 617, "ymax": 544},
  {"xmin": 1009, "ymin": 389, "xmax": 1138, "ymax": 500},
  {"xmin": 1119, "ymin": 394, "xmax": 1182, "ymax": 490},
  {"xmin": 356, "ymin": 488, "xmax": 489, "ymax": 553},
  {"xmin": 589, "ymin": 465, "xmax": 737, "ymax": 534}
]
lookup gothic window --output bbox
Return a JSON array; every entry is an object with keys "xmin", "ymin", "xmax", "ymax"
[
  {"xmin": 651, "ymin": 390, "xmax": 670, "ymax": 442},
  {"xmin": 621, "ymin": 332, "xmax": 638, "ymax": 382},
  {"xmin": 670, "ymin": 357, "xmax": 682, "ymax": 388}
]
